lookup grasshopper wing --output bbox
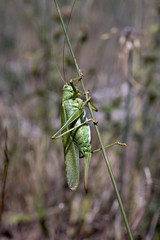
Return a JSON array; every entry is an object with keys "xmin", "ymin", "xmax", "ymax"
[{"xmin": 61, "ymin": 103, "xmax": 79, "ymax": 191}]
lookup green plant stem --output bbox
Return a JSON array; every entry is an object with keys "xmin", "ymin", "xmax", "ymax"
[{"xmin": 53, "ymin": 1, "xmax": 133, "ymax": 239}]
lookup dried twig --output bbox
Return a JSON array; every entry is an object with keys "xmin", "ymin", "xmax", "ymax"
[
  {"xmin": 146, "ymin": 212, "xmax": 159, "ymax": 240},
  {"xmin": 0, "ymin": 128, "xmax": 9, "ymax": 224}
]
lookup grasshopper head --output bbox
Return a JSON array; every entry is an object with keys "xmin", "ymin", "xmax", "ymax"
[{"xmin": 63, "ymin": 83, "xmax": 81, "ymax": 100}]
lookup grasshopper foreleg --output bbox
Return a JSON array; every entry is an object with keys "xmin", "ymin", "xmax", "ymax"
[
  {"xmin": 70, "ymin": 73, "xmax": 84, "ymax": 94},
  {"xmin": 70, "ymin": 73, "xmax": 84, "ymax": 85}
]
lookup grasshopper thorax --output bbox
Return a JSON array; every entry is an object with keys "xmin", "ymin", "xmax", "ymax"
[{"xmin": 63, "ymin": 83, "xmax": 81, "ymax": 100}]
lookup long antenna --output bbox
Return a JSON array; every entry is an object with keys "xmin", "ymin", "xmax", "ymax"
[
  {"xmin": 55, "ymin": 62, "xmax": 65, "ymax": 83},
  {"xmin": 54, "ymin": 0, "xmax": 81, "ymax": 77},
  {"xmin": 62, "ymin": 0, "xmax": 77, "ymax": 82}
]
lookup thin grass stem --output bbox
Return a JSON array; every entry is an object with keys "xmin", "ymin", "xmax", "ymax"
[{"xmin": 53, "ymin": 1, "xmax": 133, "ymax": 239}]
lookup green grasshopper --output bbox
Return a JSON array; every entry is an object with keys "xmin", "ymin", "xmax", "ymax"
[
  {"xmin": 52, "ymin": 74, "xmax": 98, "ymax": 192},
  {"xmin": 52, "ymin": 0, "xmax": 126, "ymax": 192}
]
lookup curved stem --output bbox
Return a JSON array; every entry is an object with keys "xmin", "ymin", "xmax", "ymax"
[{"xmin": 53, "ymin": 1, "xmax": 133, "ymax": 239}]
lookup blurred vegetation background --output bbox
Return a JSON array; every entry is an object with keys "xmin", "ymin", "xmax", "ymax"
[{"xmin": 0, "ymin": 0, "xmax": 160, "ymax": 239}]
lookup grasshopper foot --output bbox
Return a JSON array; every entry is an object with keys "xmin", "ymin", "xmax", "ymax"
[
  {"xmin": 93, "ymin": 120, "xmax": 99, "ymax": 125},
  {"xmin": 89, "ymin": 119, "xmax": 99, "ymax": 125}
]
